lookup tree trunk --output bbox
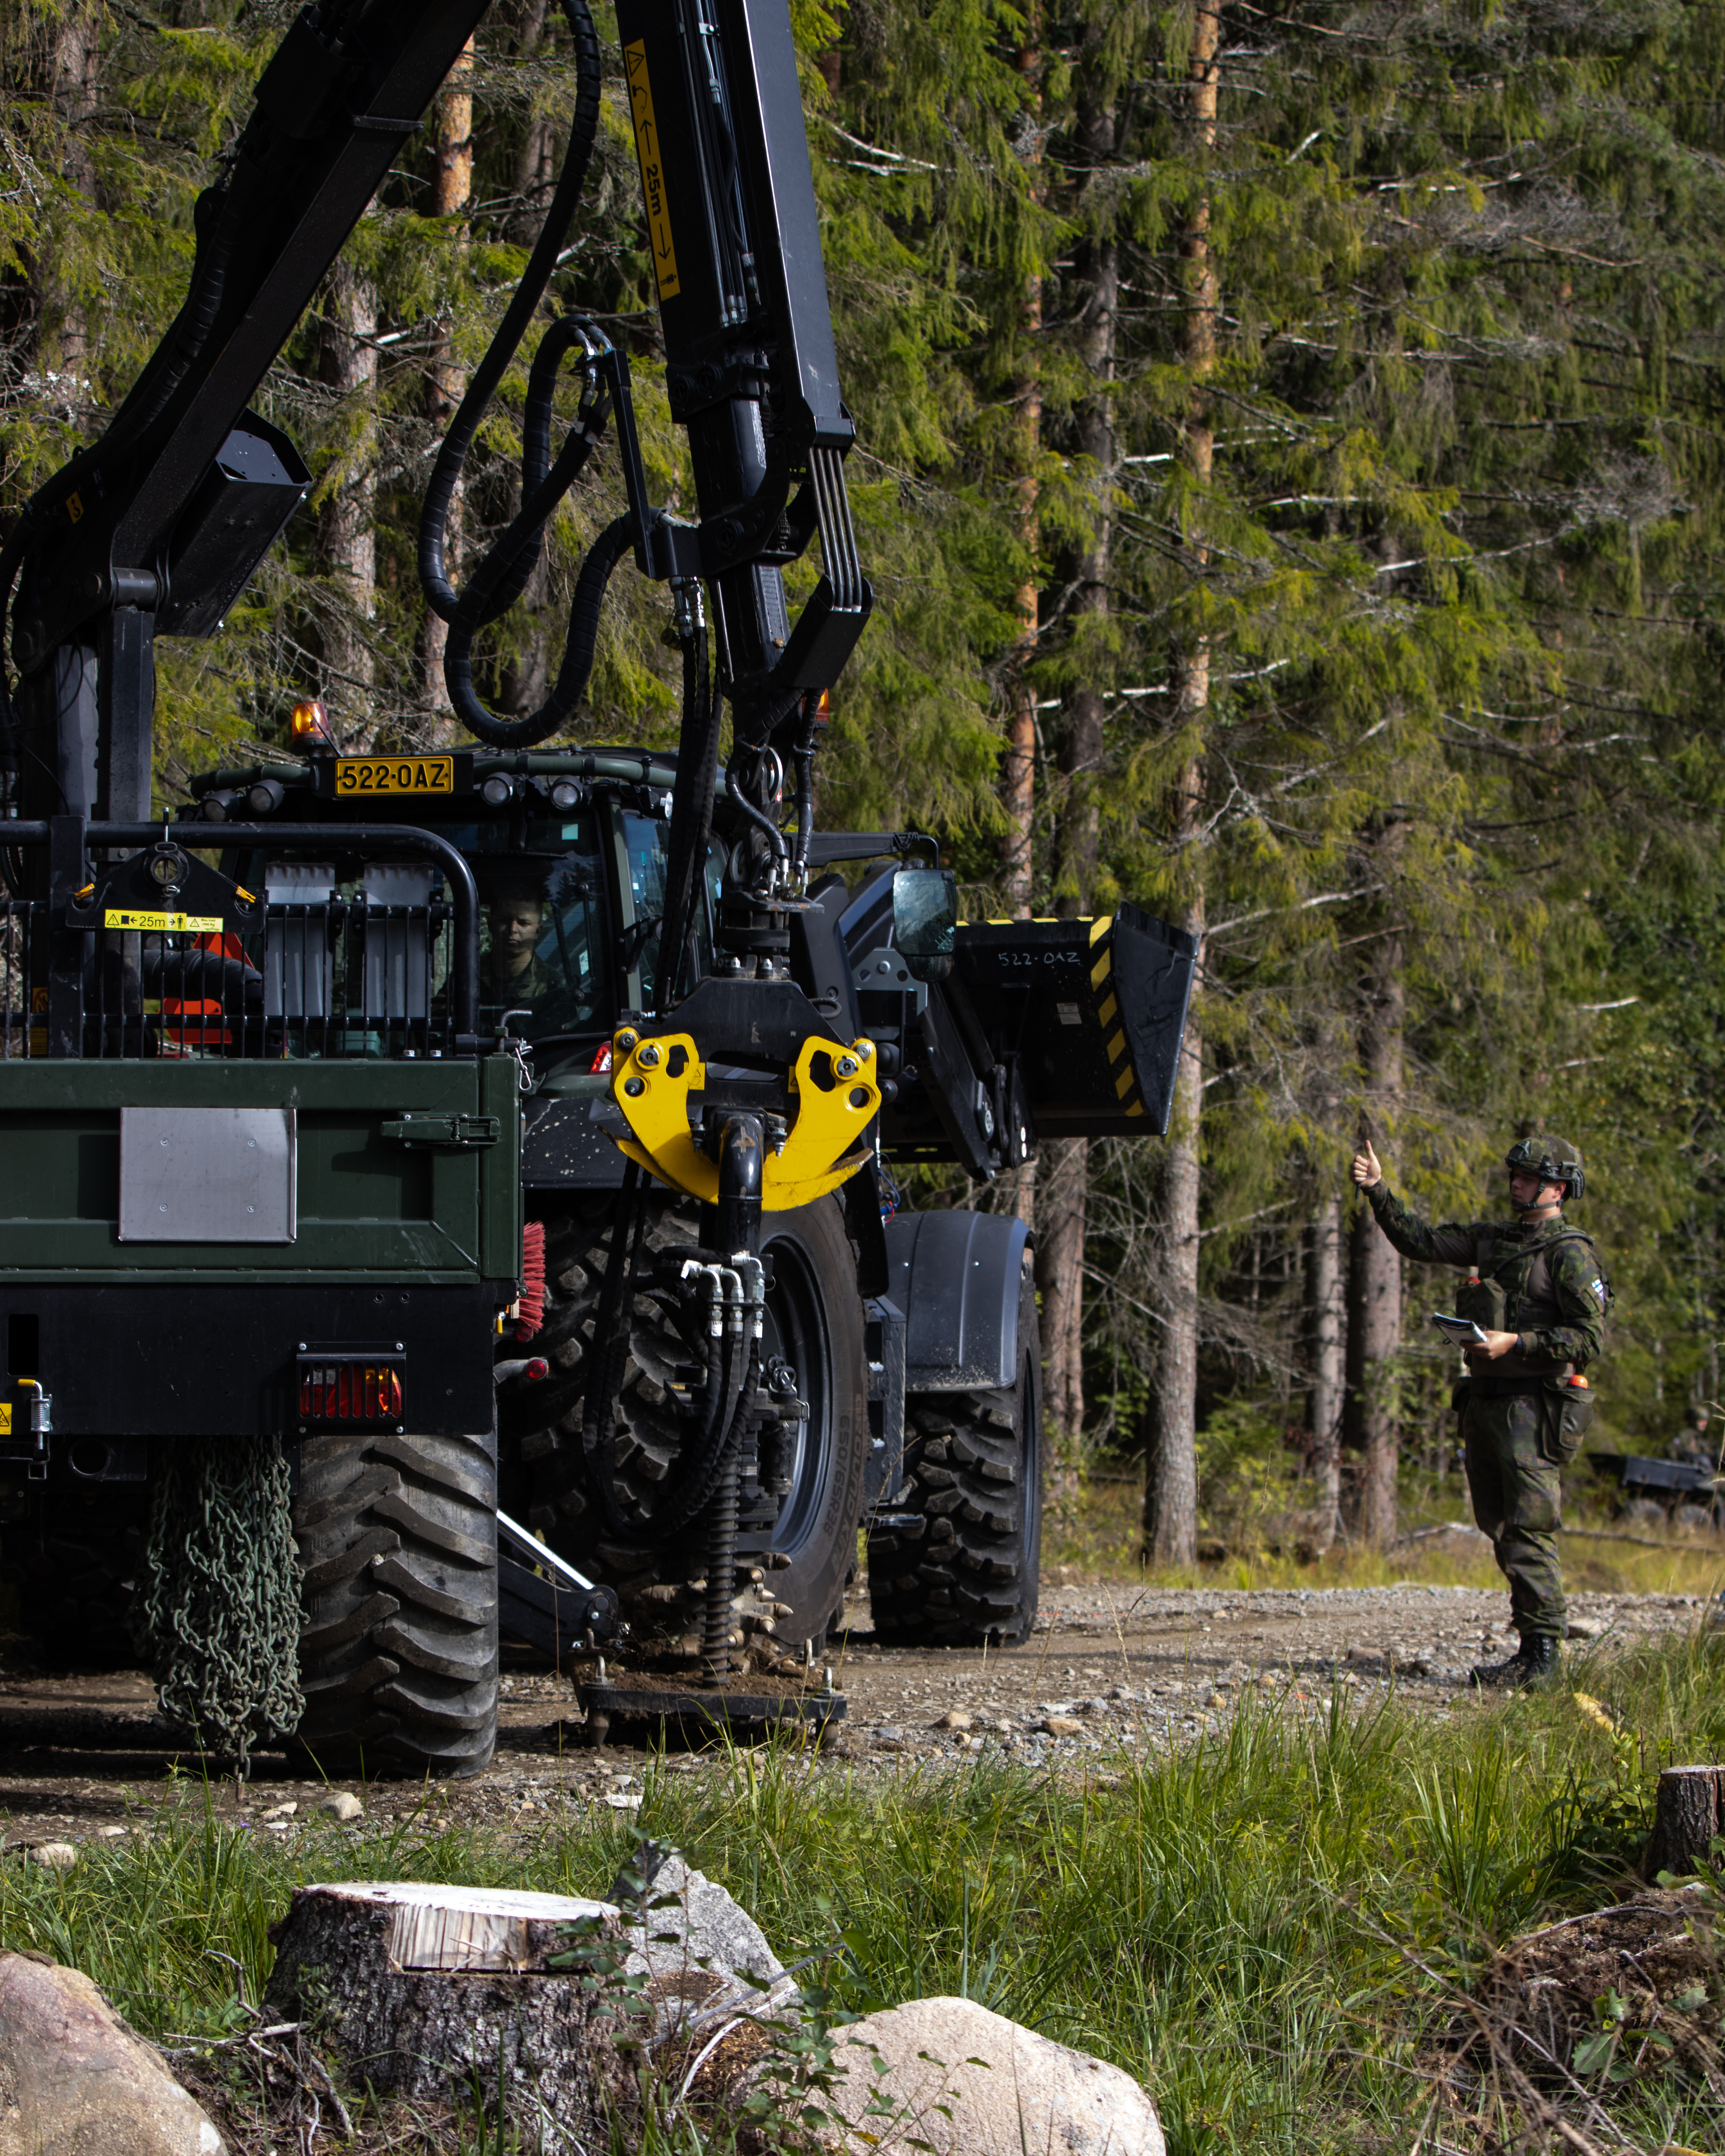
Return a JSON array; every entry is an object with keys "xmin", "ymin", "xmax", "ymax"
[
  {"xmin": 1343, "ymin": 888, "xmax": 1405, "ymax": 1547},
  {"xmin": 1306, "ymin": 1195, "xmax": 1344, "ymax": 1556},
  {"xmin": 999, "ymin": 9, "xmax": 1042, "ymax": 922},
  {"xmin": 1142, "ymin": 0, "xmax": 1220, "ymax": 1571},
  {"xmin": 1034, "ymin": 1137, "xmax": 1086, "ymax": 1517},
  {"xmin": 1035, "ymin": 75, "xmax": 1120, "ymax": 1493},
  {"xmin": 265, "ymin": 1881, "xmax": 629, "ymax": 2143},
  {"xmin": 508, "ymin": 0, "xmax": 557, "ymax": 242},
  {"xmin": 1001, "ymin": 9, "xmax": 1043, "ymax": 1230},
  {"xmin": 1648, "ymin": 1765, "xmax": 1725, "ymax": 1878},
  {"xmin": 1145, "ymin": 944, "xmax": 1202, "ymax": 1565},
  {"xmin": 317, "ymin": 254, "xmax": 379, "ymax": 746},
  {"xmin": 421, "ymin": 36, "xmax": 476, "ymax": 733},
  {"xmin": 45, "ymin": 0, "xmax": 101, "ymax": 375}
]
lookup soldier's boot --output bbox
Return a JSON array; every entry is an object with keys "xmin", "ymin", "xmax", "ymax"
[{"xmin": 1469, "ymin": 1632, "xmax": 1560, "ymax": 1690}]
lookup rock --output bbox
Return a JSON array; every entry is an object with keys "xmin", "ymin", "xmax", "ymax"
[
  {"xmin": 1040, "ymin": 1716, "xmax": 1084, "ymax": 1738},
  {"xmin": 260, "ymin": 1802, "xmax": 297, "ymax": 1820},
  {"xmin": 735, "ymin": 1996, "xmax": 1164, "ymax": 2156},
  {"xmin": 1567, "ymin": 1617, "xmax": 1605, "ymax": 1640},
  {"xmin": 614, "ymin": 1848, "xmax": 791, "ymax": 2037},
  {"xmin": 933, "ymin": 1709, "xmax": 972, "ymax": 1731},
  {"xmin": 29, "ymin": 1844, "xmax": 77, "ymax": 1872},
  {"xmin": 314, "ymin": 1791, "xmax": 363, "ymax": 1822},
  {"xmin": 94, "ymin": 1827, "xmax": 126, "ymax": 1842},
  {"xmin": 0, "ymin": 1951, "xmax": 229, "ymax": 2155}
]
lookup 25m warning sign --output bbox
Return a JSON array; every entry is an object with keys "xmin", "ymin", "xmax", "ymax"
[{"xmin": 624, "ymin": 40, "xmax": 681, "ymax": 303}]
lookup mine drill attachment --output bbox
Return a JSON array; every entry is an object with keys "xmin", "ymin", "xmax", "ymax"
[{"xmin": 574, "ymin": 1228, "xmax": 804, "ymax": 1676}]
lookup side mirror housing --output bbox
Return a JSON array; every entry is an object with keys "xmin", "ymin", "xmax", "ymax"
[{"xmin": 892, "ymin": 868, "xmax": 957, "ymax": 983}]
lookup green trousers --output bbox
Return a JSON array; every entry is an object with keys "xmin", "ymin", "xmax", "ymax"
[{"xmin": 1461, "ymin": 1387, "xmax": 1566, "ymax": 1643}]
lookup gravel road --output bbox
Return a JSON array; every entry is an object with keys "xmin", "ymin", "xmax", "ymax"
[{"xmin": 0, "ymin": 1575, "xmax": 1706, "ymax": 1852}]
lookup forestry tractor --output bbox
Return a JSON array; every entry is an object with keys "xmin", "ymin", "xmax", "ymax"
[{"xmin": 0, "ymin": 0, "xmax": 1196, "ymax": 1772}]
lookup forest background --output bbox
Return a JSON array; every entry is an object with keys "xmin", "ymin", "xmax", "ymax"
[{"xmin": 4, "ymin": 0, "xmax": 1724, "ymax": 1563}]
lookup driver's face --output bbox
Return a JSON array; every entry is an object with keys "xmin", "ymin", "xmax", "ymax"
[{"xmin": 489, "ymin": 900, "xmax": 542, "ymax": 973}]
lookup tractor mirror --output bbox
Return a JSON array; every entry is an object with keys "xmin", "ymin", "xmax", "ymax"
[{"xmin": 892, "ymin": 868, "xmax": 957, "ymax": 982}]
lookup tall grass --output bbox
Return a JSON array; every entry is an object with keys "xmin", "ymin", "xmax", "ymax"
[
  {"xmin": 4, "ymin": 1634, "xmax": 1724, "ymax": 2150},
  {"xmin": 1049, "ymin": 1470, "xmax": 1725, "ymax": 1600}
]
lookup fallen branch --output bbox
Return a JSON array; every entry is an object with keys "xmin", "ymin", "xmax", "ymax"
[{"xmin": 1558, "ymin": 1525, "xmax": 1716, "ymax": 1551}]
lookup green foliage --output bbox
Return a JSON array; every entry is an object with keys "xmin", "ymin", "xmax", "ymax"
[{"xmin": 9, "ymin": 0, "xmax": 1725, "ymax": 1443}]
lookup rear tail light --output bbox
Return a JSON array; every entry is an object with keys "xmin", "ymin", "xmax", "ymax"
[{"xmin": 297, "ymin": 1352, "xmax": 404, "ymax": 1428}]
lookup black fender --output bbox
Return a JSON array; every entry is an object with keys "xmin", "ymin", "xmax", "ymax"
[{"xmin": 883, "ymin": 1209, "xmax": 1031, "ymax": 1393}]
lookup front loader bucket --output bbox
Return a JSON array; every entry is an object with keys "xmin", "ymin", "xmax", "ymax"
[{"xmin": 956, "ymin": 905, "xmax": 1198, "ymax": 1138}]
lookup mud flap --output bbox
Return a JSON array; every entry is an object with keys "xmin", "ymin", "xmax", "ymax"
[{"xmin": 884, "ymin": 1210, "xmax": 1030, "ymax": 1393}]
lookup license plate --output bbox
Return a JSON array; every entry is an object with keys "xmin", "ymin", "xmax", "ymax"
[{"xmin": 334, "ymin": 755, "xmax": 455, "ymax": 796}]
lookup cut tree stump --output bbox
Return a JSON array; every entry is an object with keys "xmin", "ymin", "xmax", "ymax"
[
  {"xmin": 1647, "ymin": 1765, "xmax": 1725, "ymax": 1877},
  {"xmin": 263, "ymin": 1882, "xmax": 632, "ymax": 2147}
]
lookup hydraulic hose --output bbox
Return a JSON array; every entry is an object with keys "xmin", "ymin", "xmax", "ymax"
[
  {"xmin": 416, "ymin": 0, "xmax": 631, "ymax": 749},
  {"xmin": 443, "ymin": 511, "xmax": 633, "ymax": 749},
  {"xmin": 418, "ymin": 0, "xmax": 603, "ymax": 624}
]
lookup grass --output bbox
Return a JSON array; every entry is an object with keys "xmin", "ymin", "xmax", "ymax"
[
  {"xmin": 6, "ymin": 1632, "xmax": 1725, "ymax": 2151},
  {"xmin": 1048, "ymin": 1468, "xmax": 1725, "ymax": 1601}
]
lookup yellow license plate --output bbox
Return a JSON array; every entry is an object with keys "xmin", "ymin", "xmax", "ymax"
[{"xmin": 334, "ymin": 755, "xmax": 455, "ymax": 797}]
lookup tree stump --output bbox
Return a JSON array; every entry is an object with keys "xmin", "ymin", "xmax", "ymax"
[
  {"xmin": 1648, "ymin": 1765, "xmax": 1725, "ymax": 1877},
  {"xmin": 263, "ymin": 1882, "xmax": 633, "ymax": 2146}
]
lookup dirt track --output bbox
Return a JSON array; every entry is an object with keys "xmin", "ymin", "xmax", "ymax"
[{"xmin": 0, "ymin": 1562, "xmax": 1706, "ymax": 1850}]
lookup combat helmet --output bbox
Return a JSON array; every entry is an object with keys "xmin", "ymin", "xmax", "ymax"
[{"xmin": 1505, "ymin": 1133, "xmax": 1584, "ymax": 1203}]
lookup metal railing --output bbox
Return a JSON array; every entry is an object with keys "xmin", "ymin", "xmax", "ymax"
[{"xmin": 0, "ymin": 820, "xmax": 481, "ymax": 1060}]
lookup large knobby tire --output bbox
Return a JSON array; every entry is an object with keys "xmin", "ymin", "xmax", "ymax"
[
  {"xmin": 4, "ymin": 1492, "xmax": 149, "ymax": 1668},
  {"xmin": 753, "ymin": 1195, "xmax": 870, "ymax": 1646},
  {"xmin": 867, "ymin": 1262, "xmax": 1042, "ymax": 1647},
  {"xmin": 509, "ymin": 1188, "xmax": 868, "ymax": 1657},
  {"xmin": 291, "ymin": 1429, "xmax": 498, "ymax": 1778}
]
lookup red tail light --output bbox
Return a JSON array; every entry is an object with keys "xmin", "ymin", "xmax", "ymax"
[
  {"xmin": 590, "ymin": 1040, "xmax": 613, "ymax": 1074},
  {"xmin": 297, "ymin": 1357, "xmax": 403, "ymax": 1426}
]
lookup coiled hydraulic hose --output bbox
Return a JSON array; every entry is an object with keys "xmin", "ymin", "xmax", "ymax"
[{"xmin": 417, "ymin": 0, "xmax": 635, "ymax": 749}]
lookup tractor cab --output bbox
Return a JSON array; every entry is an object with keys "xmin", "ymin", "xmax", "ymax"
[{"xmin": 179, "ymin": 741, "xmax": 708, "ymax": 1068}]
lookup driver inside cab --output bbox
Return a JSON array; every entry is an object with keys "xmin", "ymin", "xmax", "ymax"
[{"xmin": 480, "ymin": 883, "xmax": 556, "ymax": 1012}]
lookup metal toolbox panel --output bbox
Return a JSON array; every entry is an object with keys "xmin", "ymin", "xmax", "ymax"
[{"xmin": 118, "ymin": 1106, "xmax": 297, "ymax": 1242}]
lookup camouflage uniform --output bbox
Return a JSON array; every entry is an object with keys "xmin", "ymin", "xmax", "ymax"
[
  {"xmin": 479, "ymin": 950, "xmax": 557, "ymax": 1010},
  {"xmin": 1365, "ymin": 1184, "xmax": 1610, "ymax": 1644}
]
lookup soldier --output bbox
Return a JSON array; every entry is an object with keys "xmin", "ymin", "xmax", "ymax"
[
  {"xmin": 480, "ymin": 882, "xmax": 557, "ymax": 1011},
  {"xmin": 1351, "ymin": 1134, "xmax": 1611, "ymax": 1688},
  {"xmin": 1670, "ymin": 1405, "xmax": 1714, "ymax": 1470}
]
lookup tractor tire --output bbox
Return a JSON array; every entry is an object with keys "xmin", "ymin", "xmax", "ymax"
[
  {"xmin": 867, "ymin": 1262, "xmax": 1042, "ymax": 1647},
  {"xmin": 291, "ymin": 1428, "xmax": 498, "ymax": 1779},
  {"xmin": 753, "ymin": 1194, "xmax": 870, "ymax": 1646},
  {"xmin": 5, "ymin": 1493, "xmax": 149, "ymax": 1668},
  {"xmin": 510, "ymin": 1188, "xmax": 868, "ymax": 1656}
]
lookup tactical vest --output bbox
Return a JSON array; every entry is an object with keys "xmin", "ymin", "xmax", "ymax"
[{"xmin": 1455, "ymin": 1225, "xmax": 1611, "ymax": 1380}]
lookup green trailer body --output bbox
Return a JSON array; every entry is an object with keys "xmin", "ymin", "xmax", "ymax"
[{"xmin": 0, "ymin": 1054, "xmax": 521, "ymax": 1454}]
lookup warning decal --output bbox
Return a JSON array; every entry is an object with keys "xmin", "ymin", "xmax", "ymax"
[{"xmin": 624, "ymin": 40, "xmax": 681, "ymax": 303}]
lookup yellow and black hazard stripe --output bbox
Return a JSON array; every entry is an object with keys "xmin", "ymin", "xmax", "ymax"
[{"xmin": 1087, "ymin": 914, "xmax": 1145, "ymax": 1119}]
